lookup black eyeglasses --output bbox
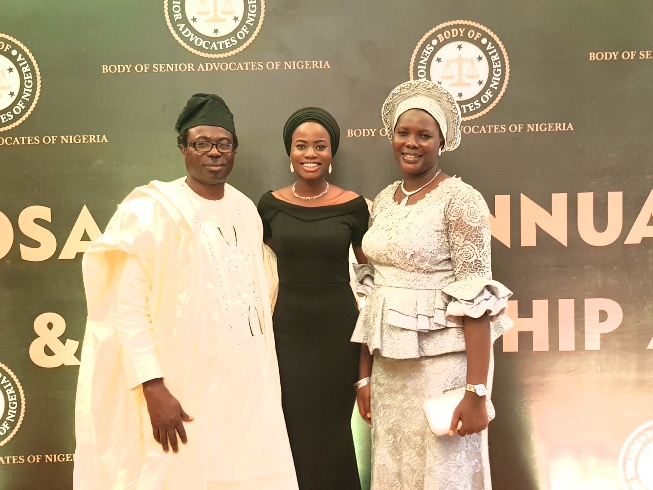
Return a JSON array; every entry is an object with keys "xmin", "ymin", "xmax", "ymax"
[{"xmin": 187, "ymin": 141, "xmax": 235, "ymax": 153}]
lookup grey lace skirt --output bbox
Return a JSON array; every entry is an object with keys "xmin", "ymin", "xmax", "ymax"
[{"xmin": 370, "ymin": 352, "xmax": 492, "ymax": 490}]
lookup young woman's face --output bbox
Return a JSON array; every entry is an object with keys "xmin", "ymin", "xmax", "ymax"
[{"xmin": 290, "ymin": 122, "xmax": 332, "ymax": 181}]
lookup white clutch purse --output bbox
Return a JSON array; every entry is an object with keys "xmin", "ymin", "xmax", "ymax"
[{"xmin": 422, "ymin": 387, "xmax": 496, "ymax": 436}]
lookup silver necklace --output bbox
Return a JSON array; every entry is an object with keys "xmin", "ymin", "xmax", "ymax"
[
  {"xmin": 399, "ymin": 169, "xmax": 441, "ymax": 206},
  {"xmin": 292, "ymin": 181, "xmax": 330, "ymax": 200}
]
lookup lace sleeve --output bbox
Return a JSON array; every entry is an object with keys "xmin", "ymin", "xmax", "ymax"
[
  {"xmin": 446, "ymin": 186, "xmax": 492, "ymax": 281},
  {"xmin": 369, "ymin": 182, "xmax": 396, "ymax": 228},
  {"xmin": 369, "ymin": 195, "xmax": 380, "ymax": 228}
]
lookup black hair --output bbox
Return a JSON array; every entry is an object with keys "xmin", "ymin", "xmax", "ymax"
[{"xmin": 177, "ymin": 130, "xmax": 188, "ymax": 148}]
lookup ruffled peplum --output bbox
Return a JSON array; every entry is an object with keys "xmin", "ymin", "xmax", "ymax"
[
  {"xmin": 351, "ymin": 276, "xmax": 513, "ymax": 359},
  {"xmin": 353, "ymin": 263, "xmax": 375, "ymax": 297}
]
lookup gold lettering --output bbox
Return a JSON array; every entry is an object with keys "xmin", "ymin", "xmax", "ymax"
[
  {"xmin": 59, "ymin": 205, "xmax": 102, "ymax": 259},
  {"xmin": 18, "ymin": 206, "xmax": 57, "ymax": 262},
  {"xmin": 521, "ymin": 193, "xmax": 567, "ymax": 246},
  {"xmin": 0, "ymin": 211, "xmax": 13, "ymax": 259},
  {"xmin": 624, "ymin": 190, "xmax": 653, "ymax": 244}
]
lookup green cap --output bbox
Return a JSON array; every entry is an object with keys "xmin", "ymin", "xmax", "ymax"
[{"xmin": 175, "ymin": 93, "xmax": 236, "ymax": 137}]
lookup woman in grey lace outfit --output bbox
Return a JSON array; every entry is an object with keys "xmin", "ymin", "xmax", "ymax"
[{"xmin": 351, "ymin": 80, "xmax": 513, "ymax": 490}]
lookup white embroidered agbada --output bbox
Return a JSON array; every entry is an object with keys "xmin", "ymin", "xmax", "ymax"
[{"xmin": 73, "ymin": 178, "xmax": 298, "ymax": 490}]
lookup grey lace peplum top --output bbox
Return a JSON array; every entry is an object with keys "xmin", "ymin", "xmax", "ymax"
[{"xmin": 351, "ymin": 177, "xmax": 513, "ymax": 359}]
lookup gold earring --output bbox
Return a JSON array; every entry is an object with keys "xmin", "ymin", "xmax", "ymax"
[
  {"xmin": 290, "ymin": 160, "xmax": 294, "ymax": 173},
  {"xmin": 328, "ymin": 164, "xmax": 332, "ymax": 174}
]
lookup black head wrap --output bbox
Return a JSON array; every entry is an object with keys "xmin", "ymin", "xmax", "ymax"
[
  {"xmin": 282, "ymin": 107, "xmax": 340, "ymax": 156},
  {"xmin": 175, "ymin": 93, "xmax": 236, "ymax": 137}
]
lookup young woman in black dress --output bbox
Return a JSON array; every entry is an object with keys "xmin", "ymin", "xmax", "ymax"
[{"xmin": 257, "ymin": 108, "xmax": 368, "ymax": 490}]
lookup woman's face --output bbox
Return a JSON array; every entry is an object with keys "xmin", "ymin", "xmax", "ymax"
[
  {"xmin": 392, "ymin": 109, "xmax": 443, "ymax": 176},
  {"xmin": 290, "ymin": 122, "xmax": 332, "ymax": 181}
]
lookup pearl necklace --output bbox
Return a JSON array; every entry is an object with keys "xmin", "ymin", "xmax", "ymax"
[
  {"xmin": 292, "ymin": 181, "xmax": 330, "ymax": 200},
  {"xmin": 399, "ymin": 169, "xmax": 441, "ymax": 206}
]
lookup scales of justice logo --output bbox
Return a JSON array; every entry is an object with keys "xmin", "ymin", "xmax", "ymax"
[
  {"xmin": 164, "ymin": 0, "xmax": 265, "ymax": 58},
  {"xmin": 0, "ymin": 33, "xmax": 41, "ymax": 132},
  {"xmin": 0, "ymin": 362, "xmax": 26, "ymax": 447},
  {"xmin": 619, "ymin": 421, "xmax": 653, "ymax": 489},
  {"xmin": 410, "ymin": 21, "xmax": 509, "ymax": 121}
]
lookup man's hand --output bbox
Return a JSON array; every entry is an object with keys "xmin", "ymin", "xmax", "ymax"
[
  {"xmin": 449, "ymin": 392, "xmax": 488, "ymax": 437},
  {"xmin": 142, "ymin": 378, "xmax": 193, "ymax": 453}
]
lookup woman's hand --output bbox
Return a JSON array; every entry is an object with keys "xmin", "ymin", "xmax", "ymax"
[
  {"xmin": 357, "ymin": 345, "xmax": 373, "ymax": 426},
  {"xmin": 356, "ymin": 384, "xmax": 372, "ymax": 426},
  {"xmin": 449, "ymin": 392, "xmax": 488, "ymax": 436}
]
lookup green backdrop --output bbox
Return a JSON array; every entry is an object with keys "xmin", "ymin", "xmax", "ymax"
[{"xmin": 2, "ymin": 1, "xmax": 653, "ymax": 489}]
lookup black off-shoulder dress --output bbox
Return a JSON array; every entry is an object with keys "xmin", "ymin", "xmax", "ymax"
[{"xmin": 257, "ymin": 191, "xmax": 369, "ymax": 490}]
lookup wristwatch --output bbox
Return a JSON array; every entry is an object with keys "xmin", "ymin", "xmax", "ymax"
[{"xmin": 466, "ymin": 383, "xmax": 487, "ymax": 397}]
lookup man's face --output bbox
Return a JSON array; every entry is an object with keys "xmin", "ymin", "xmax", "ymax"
[{"xmin": 180, "ymin": 125, "xmax": 236, "ymax": 187}]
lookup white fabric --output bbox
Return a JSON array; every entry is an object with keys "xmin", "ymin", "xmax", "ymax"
[
  {"xmin": 353, "ymin": 263, "xmax": 375, "ymax": 297},
  {"xmin": 355, "ymin": 178, "xmax": 505, "ymax": 489},
  {"xmin": 370, "ymin": 352, "xmax": 494, "ymax": 489},
  {"xmin": 444, "ymin": 282, "xmax": 511, "ymax": 321},
  {"xmin": 73, "ymin": 178, "xmax": 297, "ymax": 490},
  {"xmin": 115, "ymin": 256, "xmax": 164, "ymax": 388},
  {"xmin": 423, "ymin": 388, "xmax": 495, "ymax": 437},
  {"xmin": 393, "ymin": 95, "xmax": 448, "ymax": 148},
  {"xmin": 351, "ymin": 177, "xmax": 513, "ymax": 359},
  {"xmin": 381, "ymin": 79, "xmax": 462, "ymax": 151}
]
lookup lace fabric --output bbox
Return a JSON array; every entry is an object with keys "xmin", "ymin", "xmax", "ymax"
[
  {"xmin": 351, "ymin": 177, "xmax": 513, "ymax": 359},
  {"xmin": 356, "ymin": 177, "xmax": 507, "ymax": 490},
  {"xmin": 370, "ymin": 352, "xmax": 491, "ymax": 490}
]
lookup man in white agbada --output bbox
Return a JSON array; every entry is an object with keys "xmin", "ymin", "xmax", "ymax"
[{"xmin": 73, "ymin": 93, "xmax": 298, "ymax": 490}]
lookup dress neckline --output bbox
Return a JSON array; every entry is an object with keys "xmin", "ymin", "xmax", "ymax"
[
  {"xmin": 259, "ymin": 191, "xmax": 368, "ymax": 222},
  {"xmin": 389, "ymin": 176, "xmax": 458, "ymax": 207},
  {"xmin": 267, "ymin": 191, "xmax": 365, "ymax": 209}
]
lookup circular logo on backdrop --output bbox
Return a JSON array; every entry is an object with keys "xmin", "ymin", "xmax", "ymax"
[
  {"xmin": 619, "ymin": 421, "xmax": 653, "ymax": 489},
  {"xmin": 164, "ymin": 0, "xmax": 265, "ymax": 58},
  {"xmin": 0, "ymin": 362, "xmax": 26, "ymax": 447},
  {"xmin": 0, "ymin": 33, "xmax": 41, "ymax": 132},
  {"xmin": 410, "ymin": 21, "xmax": 509, "ymax": 121}
]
